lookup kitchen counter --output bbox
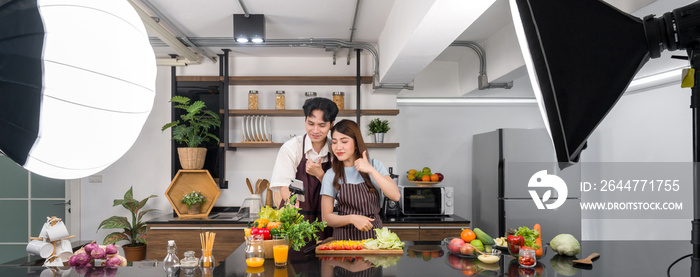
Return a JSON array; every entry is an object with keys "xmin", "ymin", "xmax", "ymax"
[
  {"xmin": 2, "ymin": 240, "xmax": 691, "ymax": 276},
  {"xmin": 146, "ymin": 209, "xmax": 470, "ymax": 225}
]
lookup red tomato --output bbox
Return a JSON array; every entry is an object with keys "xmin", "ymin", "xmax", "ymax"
[
  {"xmin": 344, "ymin": 245, "xmax": 351, "ymax": 250},
  {"xmin": 354, "ymin": 245, "xmax": 362, "ymax": 250}
]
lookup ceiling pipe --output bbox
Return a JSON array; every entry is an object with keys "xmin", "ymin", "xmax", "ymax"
[
  {"xmin": 149, "ymin": 37, "xmax": 414, "ymax": 90},
  {"xmin": 128, "ymin": 0, "xmax": 202, "ymax": 64},
  {"xmin": 138, "ymin": 0, "xmax": 216, "ymax": 62},
  {"xmin": 450, "ymin": 41, "xmax": 513, "ymax": 90},
  {"xmin": 238, "ymin": 0, "xmax": 250, "ymax": 17},
  {"xmin": 346, "ymin": 0, "xmax": 361, "ymax": 65}
]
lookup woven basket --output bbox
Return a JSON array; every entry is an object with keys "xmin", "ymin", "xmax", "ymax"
[{"xmin": 177, "ymin": 147, "xmax": 207, "ymax": 170}]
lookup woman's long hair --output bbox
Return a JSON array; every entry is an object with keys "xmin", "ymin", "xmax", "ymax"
[{"xmin": 330, "ymin": 120, "xmax": 376, "ymax": 194}]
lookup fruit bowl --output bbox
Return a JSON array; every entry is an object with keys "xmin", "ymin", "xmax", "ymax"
[
  {"xmin": 507, "ymin": 243, "xmax": 547, "ymax": 259},
  {"xmin": 443, "ymin": 237, "xmax": 479, "ymax": 258},
  {"xmin": 408, "ymin": 180, "xmax": 441, "ymax": 187}
]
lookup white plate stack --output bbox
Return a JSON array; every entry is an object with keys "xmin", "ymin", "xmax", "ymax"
[{"xmin": 242, "ymin": 115, "xmax": 271, "ymax": 142}]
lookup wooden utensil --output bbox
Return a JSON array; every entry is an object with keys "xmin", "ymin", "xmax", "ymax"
[
  {"xmin": 255, "ymin": 179, "xmax": 263, "ymax": 194},
  {"xmin": 246, "ymin": 178, "xmax": 254, "ymax": 194},
  {"xmin": 265, "ymin": 188, "xmax": 274, "ymax": 208},
  {"xmin": 573, "ymin": 253, "xmax": 600, "ymax": 264}
]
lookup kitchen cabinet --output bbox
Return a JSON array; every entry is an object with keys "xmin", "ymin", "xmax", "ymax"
[
  {"xmin": 146, "ymin": 224, "xmax": 247, "ymax": 262},
  {"xmin": 382, "ymin": 222, "xmax": 469, "ymax": 241}
]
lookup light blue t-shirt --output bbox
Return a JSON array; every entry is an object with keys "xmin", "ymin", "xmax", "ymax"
[{"xmin": 320, "ymin": 158, "xmax": 389, "ymax": 198}]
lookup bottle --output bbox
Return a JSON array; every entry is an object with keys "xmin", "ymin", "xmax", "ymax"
[
  {"xmin": 248, "ymin": 90, "xmax": 259, "ymax": 110},
  {"xmin": 333, "ymin": 91, "xmax": 345, "ymax": 109},
  {"xmin": 304, "ymin": 91, "xmax": 317, "ymax": 99},
  {"xmin": 275, "ymin": 90, "xmax": 285, "ymax": 110},
  {"xmin": 162, "ymin": 240, "xmax": 179, "ymax": 274}
]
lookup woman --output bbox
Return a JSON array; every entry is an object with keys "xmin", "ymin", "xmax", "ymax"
[{"xmin": 320, "ymin": 120, "xmax": 400, "ymax": 240}]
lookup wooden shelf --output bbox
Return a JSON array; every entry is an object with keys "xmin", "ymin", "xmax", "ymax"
[
  {"xmin": 176, "ymin": 76, "xmax": 373, "ymax": 85},
  {"xmin": 221, "ymin": 109, "xmax": 399, "ymax": 116},
  {"xmin": 222, "ymin": 143, "xmax": 399, "ymax": 148}
]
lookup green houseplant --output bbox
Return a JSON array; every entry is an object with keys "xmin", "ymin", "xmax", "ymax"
[
  {"xmin": 180, "ymin": 190, "xmax": 206, "ymax": 214},
  {"xmin": 161, "ymin": 95, "xmax": 221, "ymax": 169},
  {"xmin": 97, "ymin": 186, "xmax": 157, "ymax": 261},
  {"xmin": 368, "ymin": 118, "xmax": 390, "ymax": 143}
]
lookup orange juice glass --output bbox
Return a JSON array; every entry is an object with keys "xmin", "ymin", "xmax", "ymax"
[{"xmin": 273, "ymin": 235, "xmax": 289, "ymax": 267}]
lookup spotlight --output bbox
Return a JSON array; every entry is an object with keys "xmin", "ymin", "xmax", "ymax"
[{"xmin": 233, "ymin": 14, "xmax": 265, "ymax": 43}]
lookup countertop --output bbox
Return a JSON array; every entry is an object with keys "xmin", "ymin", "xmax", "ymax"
[
  {"xmin": 2, "ymin": 240, "xmax": 691, "ymax": 276},
  {"xmin": 146, "ymin": 208, "xmax": 470, "ymax": 225}
]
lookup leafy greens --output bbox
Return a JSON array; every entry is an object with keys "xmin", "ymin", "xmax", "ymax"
[
  {"xmin": 514, "ymin": 226, "xmax": 540, "ymax": 249},
  {"xmin": 363, "ymin": 227, "xmax": 404, "ymax": 250}
]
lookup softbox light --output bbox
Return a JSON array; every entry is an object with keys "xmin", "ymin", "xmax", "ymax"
[
  {"xmin": 510, "ymin": 0, "xmax": 652, "ymax": 166},
  {"xmin": 0, "ymin": 0, "xmax": 156, "ymax": 179}
]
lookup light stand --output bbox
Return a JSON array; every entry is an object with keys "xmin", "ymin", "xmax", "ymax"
[{"xmin": 689, "ymin": 44, "xmax": 700, "ymax": 276}]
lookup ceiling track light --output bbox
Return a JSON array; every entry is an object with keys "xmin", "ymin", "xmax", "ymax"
[{"xmin": 233, "ymin": 14, "xmax": 265, "ymax": 44}]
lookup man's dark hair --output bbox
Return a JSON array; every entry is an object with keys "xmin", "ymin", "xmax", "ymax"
[{"xmin": 302, "ymin": 97, "xmax": 339, "ymax": 123}]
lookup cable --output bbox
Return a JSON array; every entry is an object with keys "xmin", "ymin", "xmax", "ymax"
[{"xmin": 667, "ymin": 254, "xmax": 691, "ymax": 277}]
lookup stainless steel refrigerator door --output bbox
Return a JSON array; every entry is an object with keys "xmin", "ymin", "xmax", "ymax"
[
  {"xmin": 501, "ymin": 129, "xmax": 582, "ymax": 199},
  {"xmin": 503, "ymin": 198, "xmax": 581, "ymax": 239}
]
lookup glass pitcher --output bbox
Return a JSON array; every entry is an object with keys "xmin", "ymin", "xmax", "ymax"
[{"xmin": 245, "ymin": 234, "xmax": 265, "ymax": 267}]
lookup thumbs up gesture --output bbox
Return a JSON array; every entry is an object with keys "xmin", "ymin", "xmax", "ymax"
[
  {"xmin": 305, "ymin": 157, "xmax": 324, "ymax": 179},
  {"xmin": 354, "ymin": 151, "xmax": 373, "ymax": 173}
]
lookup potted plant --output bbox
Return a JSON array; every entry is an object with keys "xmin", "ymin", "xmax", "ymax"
[
  {"xmin": 368, "ymin": 118, "xmax": 390, "ymax": 143},
  {"xmin": 180, "ymin": 191, "xmax": 206, "ymax": 214},
  {"xmin": 161, "ymin": 95, "xmax": 221, "ymax": 170},
  {"xmin": 97, "ymin": 186, "xmax": 158, "ymax": 261}
]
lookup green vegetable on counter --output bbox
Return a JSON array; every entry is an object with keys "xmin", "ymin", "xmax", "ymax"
[
  {"xmin": 275, "ymin": 195, "xmax": 326, "ymax": 251},
  {"xmin": 514, "ymin": 226, "xmax": 540, "ymax": 249},
  {"xmin": 364, "ymin": 227, "xmax": 405, "ymax": 250},
  {"xmin": 258, "ymin": 206, "xmax": 281, "ymax": 222},
  {"xmin": 473, "ymin": 228, "xmax": 494, "ymax": 245},
  {"xmin": 549, "ymin": 233, "xmax": 581, "ymax": 256}
]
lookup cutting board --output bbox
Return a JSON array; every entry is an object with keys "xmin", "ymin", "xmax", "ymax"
[{"xmin": 315, "ymin": 241, "xmax": 404, "ymax": 255}]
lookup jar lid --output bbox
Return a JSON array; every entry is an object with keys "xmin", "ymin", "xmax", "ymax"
[
  {"xmin": 276, "ymin": 90, "xmax": 285, "ymax": 94},
  {"xmin": 249, "ymin": 90, "xmax": 258, "ymax": 94},
  {"xmin": 305, "ymin": 91, "xmax": 317, "ymax": 97},
  {"xmin": 333, "ymin": 91, "xmax": 345, "ymax": 95}
]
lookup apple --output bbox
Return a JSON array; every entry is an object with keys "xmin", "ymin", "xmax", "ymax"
[
  {"xmin": 460, "ymin": 244, "xmax": 475, "ymax": 255},
  {"xmin": 448, "ymin": 238, "xmax": 465, "ymax": 253},
  {"xmin": 436, "ymin": 173, "xmax": 444, "ymax": 181}
]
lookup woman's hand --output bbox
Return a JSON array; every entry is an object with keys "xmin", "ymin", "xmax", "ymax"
[
  {"xmin": 354, "ymin": 151, "xmax": 375, "ymax": 174},
  {"xmin": 351, "ymin": 215, "xmax": 375, "ymax": 232}
]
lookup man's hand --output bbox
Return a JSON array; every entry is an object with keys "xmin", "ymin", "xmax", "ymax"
[{"xmin": 306, "ymin": 157, "xmax": 324, "ymax": 180}]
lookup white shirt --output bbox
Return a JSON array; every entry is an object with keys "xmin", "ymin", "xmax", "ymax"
[{"xmin": 270, "ymin": 135, "xmax": 332, "ymax": 191}]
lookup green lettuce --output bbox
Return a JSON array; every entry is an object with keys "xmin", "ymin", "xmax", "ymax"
[{"xmin": 363, "ymin": 227, "xmax": 404, "ymax": 250}]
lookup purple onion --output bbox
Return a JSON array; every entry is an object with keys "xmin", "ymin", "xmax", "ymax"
[
  {"xmin": 68, "ymin": 255, "xmax": 82, "ymax": 267},
  {"xmin": 90, "ymin": 247, "xmax": 106, "ymax": 259},
  {"xmin": 83, "ymin": 243, "xmax": 99, "ymax": 254},
  {"xmin": 105, "ymin": 244, "xmax": 118, "ymax": 255},
  {"xmin": 71, "ymin": 253, "xmax": 90, "ymax": 267},
  {"xmin": 105, "ymin": 256, "xmax": 121, "ymax": 268},
  {"xmin": 74, "ymin": 266, "xmax": 90, "ymax": 275}
]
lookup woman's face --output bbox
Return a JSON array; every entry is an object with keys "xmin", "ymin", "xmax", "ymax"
[{"xmin": 331, "ymin": 130, "xmax": 356, "ymax": 163}]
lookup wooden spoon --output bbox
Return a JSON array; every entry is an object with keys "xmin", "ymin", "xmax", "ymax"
[
  {"xmin": 246, "ymin": 178, "xmax": 254, "ymax": 194},
  {"xmin": 573, "ymin": 253, "xmax": 600, "ymax": 264}
]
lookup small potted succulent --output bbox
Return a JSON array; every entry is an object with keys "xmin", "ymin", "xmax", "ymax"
[
  {"xmin": 181, "ymin": 191, "xmax": 207, "ymax": 214},
  {"xmin": 368, "ymin": 118, "xmax": 390, "ymax": 143}
]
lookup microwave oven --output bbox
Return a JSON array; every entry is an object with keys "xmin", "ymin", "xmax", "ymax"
[{"xmin": 399, "ymin": 186, "xmax": 454, "ymax": 215}]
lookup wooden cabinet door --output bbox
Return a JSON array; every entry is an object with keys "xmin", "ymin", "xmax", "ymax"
[
  {"xmin": 382, "ymin": 224, "xmax": 420, "ymax": 241},
  {"xmin": 419, "ymin": 223, "xmax": 470, "ymax": 241},
  {"xmin": 146, "ymin": 225, "xmax": 246, "ymax": 262}
]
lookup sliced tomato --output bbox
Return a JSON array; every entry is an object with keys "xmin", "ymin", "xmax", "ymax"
[{"xmin": 354, "ymin": 245, "xmax": 362, "ymax": 250}]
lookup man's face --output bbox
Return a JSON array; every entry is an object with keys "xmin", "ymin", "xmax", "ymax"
[{"xmin": 305, "ymin": 110, "xmax": 332, "ymax": 144}]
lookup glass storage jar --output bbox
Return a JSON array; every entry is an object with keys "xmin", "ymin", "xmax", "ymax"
[
  {"xmin": 333, "ymin": 91, "xmax": 345, "ymax": 109},
  {"xmin": 248, "ymin": 90, "xmax": 259, "ymax": 110},
  {"xmin": 275, "ymin": 90, "xmax": 285, "ymax": 110},
  {"xmin": 304, "ymin": 91, "xmax": 317, "ymax": 99}
]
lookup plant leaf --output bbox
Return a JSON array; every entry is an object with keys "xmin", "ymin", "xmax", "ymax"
[
  {"xmin": 161, "ymin": 121, "xmax": 180, "ymax": 132},
  {"xmin": 121, "ymin": 199, "xmax": 140, "ymax": 214},
  {"xmin": 187, "ymin": 101, "xmax": 206, "ymax": 115},
  {"xmin": 136, "ymin": 195, "xmax": 158, "ymax": 211},
  {"xmin": 103, "ymin": 232, "xmax": 130, "ymax": 245},
  {"xmin": 169, "ymin": 95, "xmax": 191, "ymax": 105},
  {"xmin": 137, "ymin": 208, "xmax": 158, "ymax": 223},
  {"xmin": 124, "ymin": 186, "xmax": 134, "ymax": 202},
  {"xmin": 97, "ymin": 216, "xmax": 131, "ymax": 231}
]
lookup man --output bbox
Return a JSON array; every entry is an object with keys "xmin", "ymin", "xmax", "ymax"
[{"xmin": 270, "ymin": 97, "xmax": 338, "ymax": 240}]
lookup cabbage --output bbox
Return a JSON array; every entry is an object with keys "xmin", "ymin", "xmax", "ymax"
[
  {"xmin": 259, "ymin": 206, "xmax": 281, "ymax": 221},
  {"xmin": 363, "ymin": 227, "xmax": 404, "ymax": 250},
  {"xmin": 549, "ymin": 234, "xmax": 581, "ymax": 256}
]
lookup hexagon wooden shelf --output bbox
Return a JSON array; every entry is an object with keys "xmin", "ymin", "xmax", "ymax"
[{"xmin": 165, "ymin": 170, "xmax": 221, "ymax": 219}]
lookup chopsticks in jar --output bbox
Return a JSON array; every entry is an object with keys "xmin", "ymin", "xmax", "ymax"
[{"xmin": 200, "ymin": 231, "xmax": 216, "ymax": 266}]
